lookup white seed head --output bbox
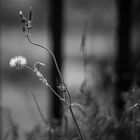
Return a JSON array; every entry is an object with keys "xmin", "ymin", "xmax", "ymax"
[
  {"xmin": 9, "ymin": 56, "xmax": 27, "ymax": 70},
  {"xmin": 19, "ymin": 11, "xmax": 22, "ymax": 15}
]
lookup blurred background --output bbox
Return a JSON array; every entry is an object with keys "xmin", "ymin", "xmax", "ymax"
[{"xmin": 1, "ymin": 0, "xmax": 138, "ymax": 133}]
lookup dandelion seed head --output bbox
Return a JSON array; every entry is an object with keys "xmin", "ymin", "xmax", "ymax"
[{"xmin": 9, "ymin": 56, "xmax": 27, "ymax": 70}]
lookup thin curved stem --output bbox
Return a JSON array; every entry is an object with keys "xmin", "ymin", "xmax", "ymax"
[
  {"xmin": 30, "ymin": 89, "xmax": 47, "ymax": 125},
  {"xmin": 26, "ymin": 34, "xmax": 72, "ymax": 104},
  {"xmin": 48, "ymin": 85, "xmax": 84, "ymax": 140},
  {"xmin": 69, "ymin": 107, "xmax": 85, "ymax": 140},
  {"xmin": 24, "ymin": 65, "xmax": 34, "ymax": 72}
]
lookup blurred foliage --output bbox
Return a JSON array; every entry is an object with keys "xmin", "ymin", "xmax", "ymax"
[{"xmin": 2, "ymin": 56, "xmax": 140, "ymax": 140}]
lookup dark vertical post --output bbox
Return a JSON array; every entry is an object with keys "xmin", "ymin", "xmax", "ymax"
[
  {"xmin": 133, "ymin": 1, "xmax": 140, "ymax": 85},
  {"xmin": 0, "ymin": 1, "xmax": 2, "ymax": 139},
  {"xmin": 115, "ymin": 0, "xmax": 132, "ymax": 120},
  {"xmin": 49, "ymin": 0, "xmax": 63, "ymax": 123}
]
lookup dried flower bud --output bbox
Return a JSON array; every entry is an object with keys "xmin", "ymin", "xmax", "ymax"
[
  {"xmin": 19, "ymin": 7, "xmax": 33, "ymax": 34},
  {"xmin": 33, "ymin": 62, "xmax": 46, "ymax": 70},
  {"xmin": 19, "ymin": 11, "xmax": 26, "ymax": 23}
]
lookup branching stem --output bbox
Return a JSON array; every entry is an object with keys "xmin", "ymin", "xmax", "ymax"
[
  {"xmin": 26, "ymin": 34, "xmax": 72, "ymax": 104},
  {"xmin": 26, "ymin": 34, "xmax": 85, "ymax": 140}
]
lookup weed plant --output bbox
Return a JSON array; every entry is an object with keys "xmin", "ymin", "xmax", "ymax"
[{"xmin": 2, "ymin": 7, "xmax": 140, "ymax": 140}]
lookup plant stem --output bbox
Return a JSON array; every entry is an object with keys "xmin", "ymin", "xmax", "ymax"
[
  {"xmin": 49, "ymin": 84, "xmax": 85, "ymax": 140},
  {"xmin": 24, "ymin": 65, "xmax": 34, "ymax": 72},
  {"xmin": 26, "ymin": 34, "xmax": 85, "ymax": 140},
  {"xmin": 30, "ymin": 89, "xmax": 47, "ymax": 125},
  {"xmin": 69, "ymin": 107, "xmax": 85, "ymax": 140}
]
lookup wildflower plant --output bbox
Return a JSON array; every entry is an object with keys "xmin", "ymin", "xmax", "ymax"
[
  {"xmin": 8, "ymin": 6, "xmax": 140, "ymax": 140},
  {"xmin": 9, "ymin": 7, "xmax": 85, "ymax": 140}
]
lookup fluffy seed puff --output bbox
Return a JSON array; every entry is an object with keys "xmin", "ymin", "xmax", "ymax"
[{"xmin": 9, "ymin": 56, "xmax": 27, "ymax": 70}]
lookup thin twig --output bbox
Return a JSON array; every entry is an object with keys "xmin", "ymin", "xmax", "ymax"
[
  {"xmin": 24, "ymin": 65, "xmax": 34, "ymax": 72},
  {"xmin": 30, "ymin": 89, "xmax": 47, "ymax": 125},
  {"xmin": 69, "ymin": 107, "xmax": 85, "ymax": 140}
]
